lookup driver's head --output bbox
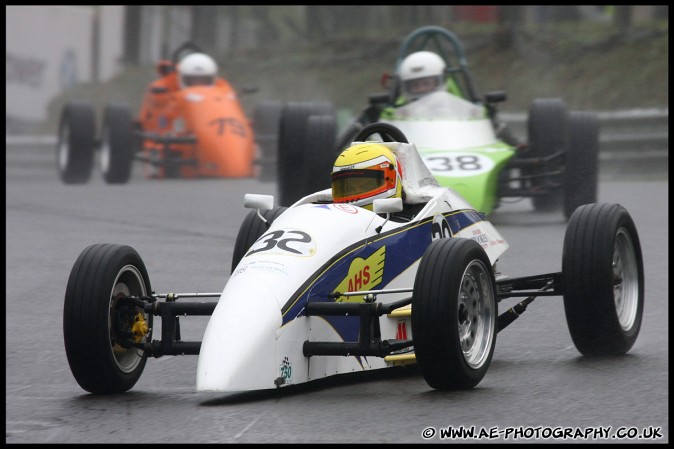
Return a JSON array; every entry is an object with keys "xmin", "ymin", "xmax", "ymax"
[
  {"xmin": 399, "ymin": 51, "xmax": 447, "ymax": 101},
  {"xmin": 331, "ymin": 143, "xmax": 403, "ymax": 211},
  {"xmin": 178, "ymin": 53, "xmax": 217, "ymax": 88}
]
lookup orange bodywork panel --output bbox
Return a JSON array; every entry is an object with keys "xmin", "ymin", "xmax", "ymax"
[{"xmin": 136, "ymin": 75, "xmax": 255, "ymax": 179}]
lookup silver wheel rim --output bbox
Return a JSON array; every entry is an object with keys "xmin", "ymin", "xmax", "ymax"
[
  {"xmin": 457, "ymin": 260, "xmax": 495, "ymax": 369},
  {"xmin": 108, "ymin": 265, "xmax": 147, "ymax": 373},
  {"xmin": 613, "ymin": 228, "xmax": 639, "ymax": 331}
]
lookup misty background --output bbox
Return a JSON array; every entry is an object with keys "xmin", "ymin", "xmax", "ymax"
[{"xmin": 5, "ymin": 5, "xmax": 669, "ymax": 135}]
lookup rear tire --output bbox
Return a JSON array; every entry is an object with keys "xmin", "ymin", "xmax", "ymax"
[
  {"xmin": 563, "ymin": 111, "xmax": 599, "ymax": 220},
  {"xmin": 562, "ymin": 203, "xmax": 644, "ymax": 355},
  {"xmin": 412, "ymin": 238, "xmax": 497, "ymax": 389},
  {"xmin": 101, "ymin": 103, "xmax": 135, "ymax": 184},
  {"xmin": 63, "ymin": 244, "xmax": 151, "ymax": 394},
  {"xmin": 56, "ymin": 101, "xmax": 96, "ymax": 184},
  {"xmin": 527, "ymin": 98, "xmax": 568, "ymax": 212}
]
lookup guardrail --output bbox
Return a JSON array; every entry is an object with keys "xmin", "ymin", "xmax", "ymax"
[
  {"xmin": 6, "ymin": 108, "xmax": 668, "ymax": 179},
  {"xmin": 501, "ymin": 108, "xmax": 669, "ymax": 178}
]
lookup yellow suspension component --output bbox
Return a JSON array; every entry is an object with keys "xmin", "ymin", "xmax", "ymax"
[
  {"xmin": 387, "ymin": 304, "xmax": 411, "ymax": 317},
  {"xmin": 384, "ymin": 353, "xmax": 416, "ymax": 366},
  {"xmin": 131, "ymin": 312, "xmax": 149, "ymax": 343}
]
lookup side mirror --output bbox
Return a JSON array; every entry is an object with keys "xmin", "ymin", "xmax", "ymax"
[
  {"xmin": 485, "ymin": 90, "xmax": 507, "ymax": 103},
  {"xmin": 373, "ymin": 198, "xmax": 403, "ymax": 214},
  {"xmin": 381, "ymin": 72, "xmax": 390, "ymax": 89},
  {"xmin": 241, "ymin": 86, "xmax": 259, "ymax": 95},
  {"xmin": 373, "ymin": 198, "xmax": 403, "ymax": 234},
  {"xmin": 244, "ymin": 193, "xmax": 274, "ymax": 227},
  {"xmin": 244, "ymin": 193, "xmax": 274, "ymax": 210}
]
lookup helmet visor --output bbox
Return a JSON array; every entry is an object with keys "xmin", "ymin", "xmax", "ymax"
[
  {"xmin": 332, "ymin": 166, "xmax": 395, "ymax": 203},
  {"xmin": 183, "ymin": 75, "xmax": 214, "ymax": 87},
  {"xmin": 404, "ymin": 75, "xmax": 442, "ymax": 95}
]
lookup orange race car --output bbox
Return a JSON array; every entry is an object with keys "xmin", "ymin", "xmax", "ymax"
[{"xmin": 56, "ymin": 42, "xmax": 257, "ymax": 184}]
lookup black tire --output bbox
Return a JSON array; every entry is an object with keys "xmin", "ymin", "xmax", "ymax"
[
  {"xmin": 527, "ymin": 98, "xmax": 568, "ymax": 211},
  {"xmin": 304, "ymin": 115, "xmax": 338, "ymax": 194},
  {"xmin": 562, "ymin": 203, "xmax": 644, "ymax": 356},
  {"xmin": 412, "ymin": 238, "xmax": 497, "ymax": 390},
  {"xmin": 253, "ymin": 100, "xmax": 284, "ymax": 182},
  {"xmin": 277, "ymin": 102, "xmax": 335, "ymax": 206},
  {"xmin": 101, "ymin": 103, "xmax": 135, "ymax": 184},
  {"xmin": 563, "ymin": 111, "xmax": 599, "ymax": 220},
  {"xmin": 231, "ymin": 206, "xmax": 288, "ymax": 272},
  {"xmin": 63, "ymin": 244, "xmax": 151, "ymax": 394},
  {"xmin": 56, "ymin": 101, "xmax": 96, "ymax": 184}
]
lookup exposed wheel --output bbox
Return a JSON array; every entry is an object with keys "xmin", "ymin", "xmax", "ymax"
[
  {"xmin": 253, "ymin": 100, "xmax": 284, "ymax": 182},
  {"xmin": 63, "ymin": 244, "xmax": 152, "ymax": 394},
  {"xmin": 563, "ymin": 111, "xmax": 599, "ymax": 220},
  {"xmin": 527, "ymin": 98, "xmax": 568, "ymax": 212},
  {"xmin": 165, "ymin": 154, "xmax": 182, "ymax": 179},
  {"xmin": 56, "ymin": 101, "xmax": 96, "ymax": 184},
  {"xmin": 304, "ymin": 115, "xmax": 338, "ymax": 194},
  {"xmin": 412, "ymin": 238, "xmax": 497, "ymax": 389},
  {"xmin": 562, "ymin": 203, "xmax": 644, "ymax": 355},
  {"xmin": 101, "ymin": 103, "xmax": 135, "ymax": 184},
  {"xmin": 231, "ymin": 206, "xmax": 288, "ymax": 272},
  {"xmin": 277, "ymin": 102, "xmax": 335, "ymax": 206}
]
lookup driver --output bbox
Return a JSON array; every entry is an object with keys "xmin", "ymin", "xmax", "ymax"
[
  {"xmin": 177, "ymin": 53, "xmax": 218, "ymax": 88},
  {"xmin": 331, "ymin": 142, "xmax": 403, "ymax": 211},
  {"xmin": 379, "ymin": 50, "xmax": 468, "ymax": 120},
  {"xmin": 398, "ymin": 50, "xmax": 449, "ymax": 103}
]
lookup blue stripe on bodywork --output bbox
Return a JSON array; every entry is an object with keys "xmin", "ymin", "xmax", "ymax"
[{"xmin": 281, "ymin": 209, "xmax": 486, "ymax": 345}]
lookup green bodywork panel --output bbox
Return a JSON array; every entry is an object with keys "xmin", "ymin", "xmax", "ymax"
[{"xmin": 418, "ymin": 141, "xmax": 515, "ymax": 215}]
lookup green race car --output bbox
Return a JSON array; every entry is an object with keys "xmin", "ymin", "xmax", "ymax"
[{"xmin": 269, "ymin": 26, "xmax": 599, "ymax": 220}]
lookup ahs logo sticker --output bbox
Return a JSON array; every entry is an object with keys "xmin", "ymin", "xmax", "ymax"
[{"xmin": 334, "ymin": 246, "xmax": 386, "ymax": 302}]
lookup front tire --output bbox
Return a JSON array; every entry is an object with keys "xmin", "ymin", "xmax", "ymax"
[
  {"xmin": 63, "ymin": 244, "xmax": 151, "ymax": 394},
  {"xmin": 562, "ymin": 203, "xmax": 644, "ymax": 355},
  {"xmin": 231, "ymin": 206, "xmax": 288, "ymax": 272},
  {"xmin": 304, "ymin": 114, "xmax": 338, "ymax": 194},
  {"xmin": 412, "ymin": 238, "xmax": 497, "ymax": 389},
  {"xmin": 253, "ymin": 100, "xmax": 284, "ymax": 183},
  {"xmin": 277, "ymin": 102, "xmax": 335, "ymax": 206}
]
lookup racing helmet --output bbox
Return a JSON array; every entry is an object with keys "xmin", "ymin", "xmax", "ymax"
[
  {"xmin": 331, "ymin": 143, "xmax": 403, "ymax": 211},
  {"xmin": 178, "ymin": 53, "xmax": 218, "ymax": 88},
  {"xmin": 399, "ymin": 51, "xmax": 447, "ymax": 100}
]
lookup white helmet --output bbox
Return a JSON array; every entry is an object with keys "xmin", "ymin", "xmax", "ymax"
[
  {"xmin": 398, "ymin": 51, "xmax": 447, "ymax": 100},
  {"xmin": 178, "ymin": 53, "xmax": 217, "ymax": 88}
]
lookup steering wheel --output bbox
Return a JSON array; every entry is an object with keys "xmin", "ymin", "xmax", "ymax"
[{"xmin": 353, "ymin": 122, "xmax": 409, "ymax": 143}]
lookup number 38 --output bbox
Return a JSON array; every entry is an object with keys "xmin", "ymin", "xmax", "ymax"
[{"xmin": 425, "ymin": 155, "xmax": 482, "ymax": 172}]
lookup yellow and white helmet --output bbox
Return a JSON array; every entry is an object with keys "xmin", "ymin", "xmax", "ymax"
[{"xmin": 331, "ymin": 143, "xmax": 403, "ymax": 210}]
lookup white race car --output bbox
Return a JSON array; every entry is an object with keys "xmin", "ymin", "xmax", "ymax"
[{"xmin": 63, "ymin": 123, "xmax": 644, "ymax": 394}]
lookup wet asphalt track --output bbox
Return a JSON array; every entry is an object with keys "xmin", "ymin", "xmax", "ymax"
[{"xmin": 5, "ymin": 141, "xmax": 668, "ymax": 443}]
